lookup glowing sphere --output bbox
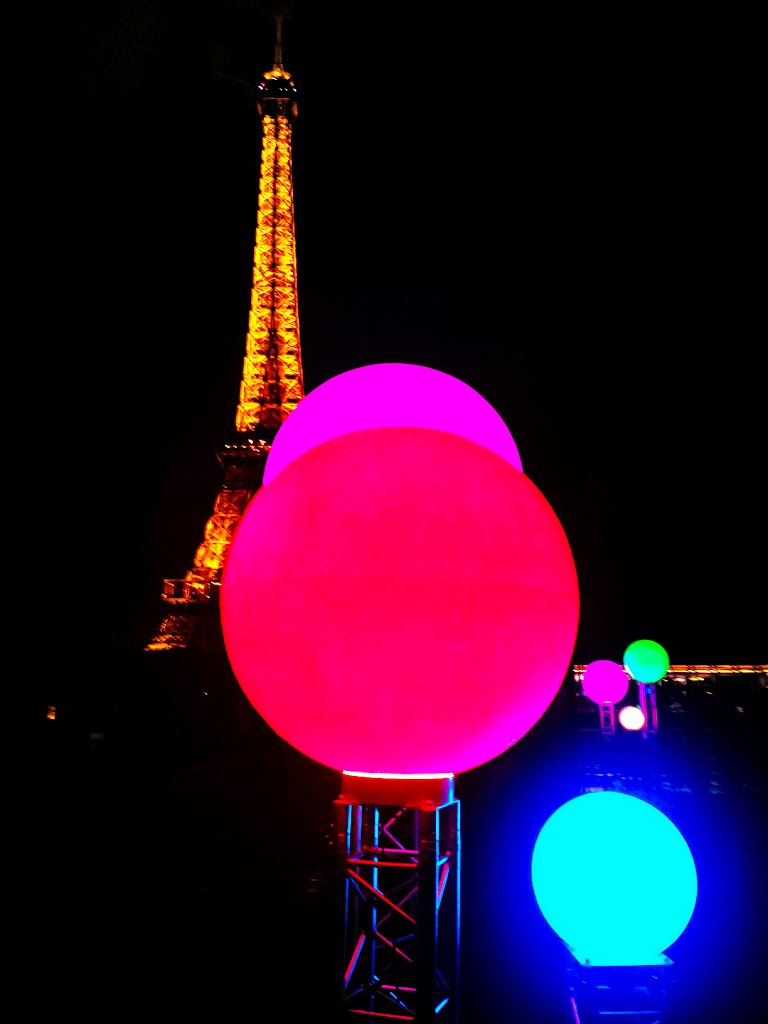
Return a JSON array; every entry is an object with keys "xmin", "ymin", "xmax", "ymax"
[
  {"xmin": 222, "ymin": 426, "xmax": 579, "ymax": 774},
  {"xmin": 624, "ymin": 639, "xmax": 669, "ymax": 683},
  {"xmin": 263, "ymin": 362, "xmax": 523, "ymax": 486},
  {"xmin": 531, "ymin": 791, "xmax": 697, "ymax": 965},
  {"xmin": 581, "ymin": 659, "xmax": 629, "ymax": 705},
  {"xmin": 618, "ymin": 705, "xmax": 646, "ymax": 731}
]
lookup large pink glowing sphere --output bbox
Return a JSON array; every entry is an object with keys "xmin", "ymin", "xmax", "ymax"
[
  {"xmin": 221, "ymin": 426, "xmax": 579, "ymax": 775},
  {"xmin": 581, "ymin": 659, "xmax": 629, "ymax": 705},
  {"xmin": 262, "ymin": 362, "xmax": 523, "ymax": 485}
]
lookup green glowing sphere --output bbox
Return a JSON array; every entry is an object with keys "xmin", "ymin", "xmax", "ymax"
[{"xmin": 623, "ymin": 639, "xmax": 669, "ymax": 684}]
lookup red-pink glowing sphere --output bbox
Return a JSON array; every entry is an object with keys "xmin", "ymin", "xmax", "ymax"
[
  {"xmin": 263, "ymin": 362, "xmax": 523, "ymax": 486},
  {"xmin": 581, "ymin": 659, "xmax": 629, "ymax": 705},
  {"xmin": 222, "ymin": 427, "xmax": 579, "ymax": 774}
]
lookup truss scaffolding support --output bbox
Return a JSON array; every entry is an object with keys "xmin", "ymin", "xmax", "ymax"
[
  {"xmin": 332, "ymin": 775, "xmax": 460, "ymax": 1022},
  {"xmin": 565, "ymin": 947, "xmax": 673, "ymax": 1023},
  {"xmin": 637, "ymin": 683, "xmax": 659, "ymax": 737},
  {"xmin": 598, "ymin": 701, "xmax": 616, "ymax": 736}
]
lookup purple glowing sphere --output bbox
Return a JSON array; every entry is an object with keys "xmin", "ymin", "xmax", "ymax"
[
  {"xmin": 581, "ymin": 659, "xmax": 629, "ymax": 705},
  {"xmin": 263, "ymin": 362, "xmax": 523, "ymax": 486}
]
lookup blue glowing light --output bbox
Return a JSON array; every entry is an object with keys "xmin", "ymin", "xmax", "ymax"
[{"xmin": 531, "ymin": 791, "xmax": 697, "ymax": 965}]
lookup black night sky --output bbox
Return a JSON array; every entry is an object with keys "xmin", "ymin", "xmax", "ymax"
[
  {"xmin": 37, "ymin": 4, "xmax": 766, "ymax": 1021},
  {"xmin": 67, "ymin": 1, "xmax": 764, "ymax": 672}
]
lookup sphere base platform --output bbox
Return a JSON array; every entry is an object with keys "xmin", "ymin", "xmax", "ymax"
[
  {"xmin": 337, "ymin": 772, "xmax": 455, "ymax": 809},
  {"xmin": 565, "ymin": 945, "xmax": 673, "ymax": 1024}
]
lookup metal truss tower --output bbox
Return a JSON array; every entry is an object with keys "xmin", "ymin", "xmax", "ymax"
[
  {"xmin": 147, "ymin": 16, "xmax": 303, "ymax": 654},
  {"xmin": 332, "ymin": 775, "xmax": 461, "ymax": 1023}
]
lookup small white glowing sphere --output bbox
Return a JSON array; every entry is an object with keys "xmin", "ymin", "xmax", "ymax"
[{"xmin": 618, "ymin": 705, "xmax": 646, "ymax": 731}]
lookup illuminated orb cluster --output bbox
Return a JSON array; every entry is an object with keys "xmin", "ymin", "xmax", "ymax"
[
  {"xmin": 221, "ymin": 363, "xmax": 579, "ymax": 776},
  {"xmin": 531, "ymin": 791, "xmax": 697, "ymax": 965},
  {"xmin": 580, "ymin": 642, "xmax": 669, "ymax": 731}
]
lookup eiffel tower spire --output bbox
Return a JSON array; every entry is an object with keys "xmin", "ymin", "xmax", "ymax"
[{"xmin": 147, "ymin": 17, "xmax": 303, "ymax": 653}]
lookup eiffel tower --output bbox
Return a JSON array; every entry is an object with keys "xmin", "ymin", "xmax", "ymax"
[
  {"xmin": 142, "ymin": 20, "xmax": 461, "ymax": 1020},
  {"xmin": 146, "ymin": 17, "xmax": 303, "ymax": 657}
]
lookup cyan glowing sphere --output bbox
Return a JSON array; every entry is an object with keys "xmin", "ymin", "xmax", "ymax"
[
  {"xmin": 531, "ymin": 791, "xmax": 697, "ymax": 965},
  {"xmin": 618, "ymin": 705, "xmax": 646, "ymax": 731},
  {"xmin": 624, "ymin": 639, "xmax": 670, "ymax": 683},
  {"xmin": 581, "ymin": 659, "xmax": 629, "ymax": 705},
  {"xmin": 263, "ymin": 362, "xmax": 523, "ymax": 485},
  {"xmin": 222, "ymin": 426, "xmax": 578, "ymax": 775}
]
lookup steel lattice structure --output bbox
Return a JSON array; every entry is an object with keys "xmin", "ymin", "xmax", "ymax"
[
  {"xmin": 147, "ymin": 22, "xmax": 303, "ymax": 653},
  {"xmin": 333, "ymin": 782, "xmax": 461, "ymax": 1023}
]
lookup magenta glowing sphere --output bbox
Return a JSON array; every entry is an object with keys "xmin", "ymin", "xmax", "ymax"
[
  {"xmin": 222, "ymin": 426, "xmax": 579, "ymax": 774},
  {"xmin": 581, "ymin": 659, "xmax": 629, "ymax": 705},
  {"xmin": 618, "ymin": 705, "xmax": 646, "ymax": 731},
  {"xmin": 263, "ymin": 362, "xmax": 523, "ymax": 486}
]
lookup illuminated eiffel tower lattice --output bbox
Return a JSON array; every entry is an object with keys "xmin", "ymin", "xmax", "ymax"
[{"xmin": 147, "ymin": 21, "xmax": 303, "ymax": 653}]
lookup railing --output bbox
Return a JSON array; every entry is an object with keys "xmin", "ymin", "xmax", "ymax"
[
  {"xmin": 161, "ymin": 579, "xmax": 220, "ymax": 603},
  {"xmin": 573, "ymin": 664, "xmax": 767, "ymax": 682}
]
